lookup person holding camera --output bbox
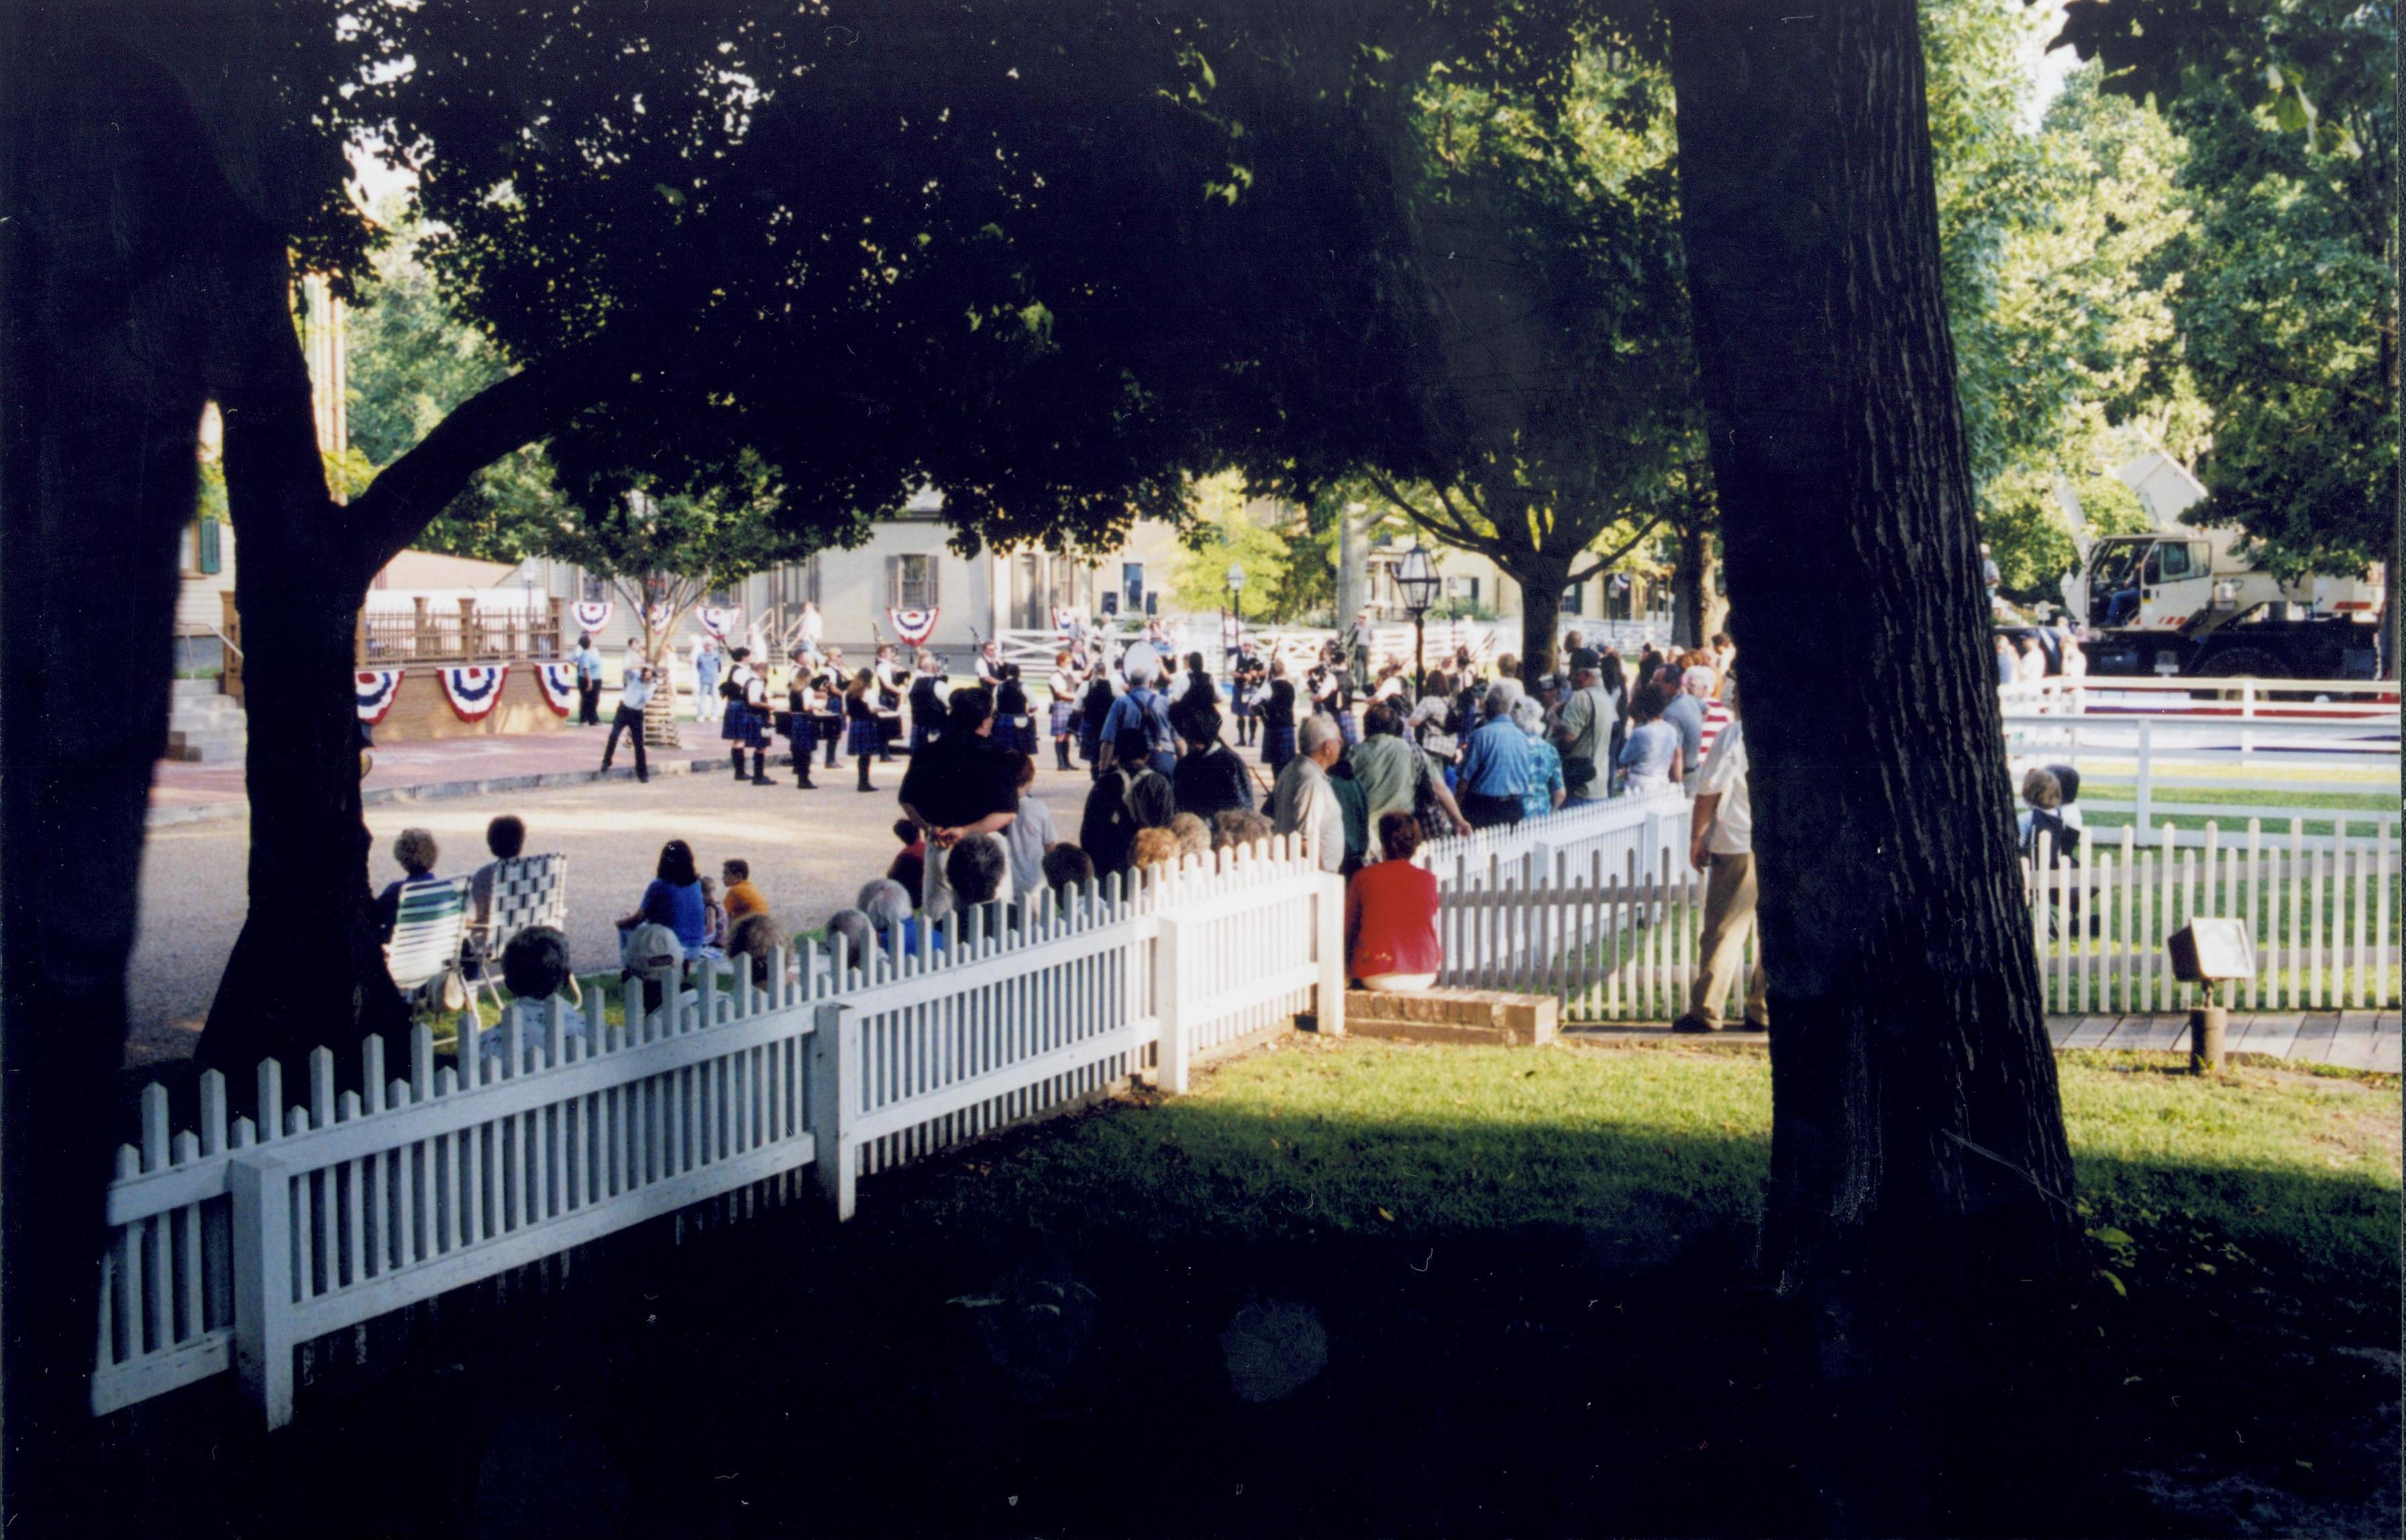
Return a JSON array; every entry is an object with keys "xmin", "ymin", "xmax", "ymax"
[{"xmin": 601, "ymin": 663, "xmax": 656, "ymax": 782}]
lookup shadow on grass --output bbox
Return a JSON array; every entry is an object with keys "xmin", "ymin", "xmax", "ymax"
[{"xmin": 93, "ymin": 1067, "xmax": 2399, "ymax": 1539}]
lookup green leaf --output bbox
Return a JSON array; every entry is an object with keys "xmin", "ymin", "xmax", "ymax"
[{"xmin": 2101, "ymin": 1270, "xmax": 2128, "ymax": 1298}]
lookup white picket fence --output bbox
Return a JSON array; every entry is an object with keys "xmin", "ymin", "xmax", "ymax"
[
  {"xmin": 2001, "ymin": 710, "xmax": 2398, "ymax": 847},
  {"xmin": 1417, "ymin": 785, "xmax": 1691, "ymax": 895},
  {"xmin": 93, "ymin": 844, "xmax": 1342, "ymax": 1428},
  {"xmin": 1436, "ymin": 816, "xmax": 2397, "ymax": 1024}
]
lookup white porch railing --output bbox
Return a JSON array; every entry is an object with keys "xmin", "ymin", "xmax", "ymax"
[
  {"xmin": 93, "ymin": 844, "xmax": 1343, "ymax": 1428},
  {"xmin": 1436, "ymin": 816, "xmax": 2397, "ymax": 1023}
]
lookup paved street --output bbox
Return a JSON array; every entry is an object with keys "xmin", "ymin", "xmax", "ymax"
[{"xmin": 129, "ymin": 740, "xmax": 1111, "ymax": 1066}]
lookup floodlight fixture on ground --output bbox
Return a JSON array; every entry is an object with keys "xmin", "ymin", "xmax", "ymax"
[{"xmin": 2168, "ymin": 918, "xmax": 2255, "ymax": 1072}]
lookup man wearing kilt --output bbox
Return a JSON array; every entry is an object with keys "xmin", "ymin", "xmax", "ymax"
[
  {"xmin": 811, "ymin": 650, "xmax": 849, "ymax": 769},
  {"xmin": 781, "ymin": 651, "xmax": 820, "ymax": 789},
  {"xmin": 1229, "ymin": 641, "xmax": 1265, "ymax": 747},
  {"xmin": 843, "ymin": 669, "xmax": 888, "ymax": 791},
  {"xmin": 995, "ymin": 664, "xmax": 1039, "ymax": 757},
  {"xmin": 722, "ymin": 647, "xmax": 776, "ymax": 785},
  {"xmin": 906, "ymin": 653, "xmax": 948, "ymax": 756},
  {"xmin": 1259, "ymin": 657, "xmax": 1299, "ymax": 771},
  {"xmin": 1048, "ymin": 650, "xmax": 1081, "ymax": 771},
  {"xmin": 1077, "ymin": 662, "xmax": 1118, "ymax": 775}
]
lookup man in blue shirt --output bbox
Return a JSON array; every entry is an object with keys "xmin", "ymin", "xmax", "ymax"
[
  {"xmin": 570, "ymin": 634, "xmax": 605, "ymax": 725},
  {"xmin": 1453, "ymin": 681, "xmax": 1530, "ymax": 828}
]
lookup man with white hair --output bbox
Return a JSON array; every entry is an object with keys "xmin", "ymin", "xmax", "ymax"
[
  {"xmin": 1270, "ymin": 714, "xmax": 1349, "ymax": 873},
  {"xmin": 1453, "ymin": 679, "xmax": 1532, "ymax": 829},
  {"xmin": 1097, "ymin": 648, "xmax": 1178, "ymax": 777},
  {"xmin": 1661, "ymin": 665, "xmax": 1714, "ymax": 780}
]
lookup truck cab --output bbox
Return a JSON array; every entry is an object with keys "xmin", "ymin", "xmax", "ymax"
[{"xmin": 2081, "ymin": 535, "xmax": 2215, "ymax": 633}]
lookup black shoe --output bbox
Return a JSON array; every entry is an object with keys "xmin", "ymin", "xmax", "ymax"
[
  {"xmin": 1669, "ymin": 1014, "xmax": 1718, "ymax": 1034},
  {"xmin": 1740, "ymin": 1017, "xmax": 1769, "ymax": 1033}
]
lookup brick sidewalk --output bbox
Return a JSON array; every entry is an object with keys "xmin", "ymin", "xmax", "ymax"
[{"xmin": 150, "ymin": 722, "xmax": 756, "ymax": 825}]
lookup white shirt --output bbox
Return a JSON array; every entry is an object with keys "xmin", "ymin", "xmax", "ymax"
[
  {"xmin": 1271, "ymin": 756, "xmax": 1346, "ymax": 873},
  {"xmin": 1695, "ymin": 720, "xmax": 1752, "ymax": 857},
  {"xmin": 2016, "ymin": 649, "xmax": 2047, "ymax": 684},
  {"xmin": 1003, "ymin": 793, "xmax": 1058, "ymax": 895}
]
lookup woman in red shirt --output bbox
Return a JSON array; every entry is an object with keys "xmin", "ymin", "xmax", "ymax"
[{"xmin": 1346, "ymin": 812, "xmax": 1443, "ymax": 990}]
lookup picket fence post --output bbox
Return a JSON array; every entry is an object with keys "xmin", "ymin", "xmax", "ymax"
[
  {"xmin": 1315, "ymin": 871, "xmax": 1347, "ymax": 1036},
  {"xmin": 808, "ymin": 1001, "xmax": 857, "ymax": 1221},
  {"xmin": 2134, "ymin": 721, "xmax": 2155, "ymax": 834},
  {"xmin": 228, "ymin": 1150, "xmax": 295, "ymax": 1429},
  {"xmin": 1157, "ymin": 915, "xmax": 1190, "ymax": 1093}
]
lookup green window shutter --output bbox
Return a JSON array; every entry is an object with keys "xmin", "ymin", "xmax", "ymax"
[{"xmin": 198, "ymin": 518, "xmax": 223, "ymax": 575}]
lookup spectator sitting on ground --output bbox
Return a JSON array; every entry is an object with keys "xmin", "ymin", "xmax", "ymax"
[
  {"xmin": 482, "ymin": 925, "xmax": 590, "ymax": 1070},
  {"xmin": 1169, "ymin": 812, "xmax": 1212, "ymax": 862},
  {"xmin": 2043, "ymin": 763, "xmax": 2085, "ymax": 832},
  {"xmin": 886, "ymin": 818, "xmax": 927, "ymax": 901},
  {"xmin": 620, "ymin": 921, "xmax": 682, "ymax": 1018},
  {"xmin": 721, "ymin": 859, "xmax": 768, "ymax": 920},
  {"xmin": 726, "ymin": 911, "xmax": 782, "ymax": 989},
  {"xmin": 825, "ymin": 908, "xmax": 876, "ymax": 974},
  {"xmin": 468, "ymin": 815, "xmax": 527, "ymax": 930},
  {"xmin": 1041, "ymin": 842, "xmax": 1096, "ymax": 897},
  {"xmin": 1347, "ymin": 812, "xmax": 1443, "ymax": 991},
  {"xmin": 616, "ymin": 840, "xmax": 709, "ymax": 954},
  {"xmin": 946, "ymin": 832, "xmax": 1016, "ymax": 939},
  {"xmin": 1213, "ymin": 808, "xmax": 1273, "ymax": 853},
  {"xmin": 1129, "ymin": 826, "xmax": 1182, "ymax": 878},
  {"xmin": 375, "ymin": 828, "xmax": 448, "ymax": 942},
  {"xmin": 859, "ymin": 877, "xmax": 943, "ymax": 956}
]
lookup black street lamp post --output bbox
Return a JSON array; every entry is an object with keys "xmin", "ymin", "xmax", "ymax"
[{"xmin": 1395, "ymin": 543, "xmax": 1441, "ymax": 698}]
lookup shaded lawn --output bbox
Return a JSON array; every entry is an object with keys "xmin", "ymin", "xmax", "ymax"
[{"xmin": 102, "ymin": 1036, "xmax": 2400, "ymax": 1539}]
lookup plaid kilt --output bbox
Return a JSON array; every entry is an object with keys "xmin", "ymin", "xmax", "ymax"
[
  {"xmin": 721, "ymin": 701, "xmax": 769, "ymax": 747},
  {"xmin": 1261, "ymin": 723, "xmax": 1296, "ymax": 767},
  {"xmin": 779, "ymin": 711, "xmax": 815, "ymax": 752},
  {"xmin": 847, "ymin": 716, "xmax": 884, "ymax": 756},
  {"xmin": 1049, "ymin": 701, "xmax": 1079, "ymax": 737}
]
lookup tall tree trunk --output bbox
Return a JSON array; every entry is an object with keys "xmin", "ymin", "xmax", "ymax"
[
  {"xmin": 1671, "ymin": 514, "xmax": 1711, "ymax": 650},
  {"xmin": 1668, "ymin": 0, "xmax": 2080, "ymax": 1290},
  {"xmin": 196, "ymin": 240, "xmax": 411, "ymax": 1091},
  {"xmin": 1, "ymin": 23, "xmax": 218, "ymax": 1525},
  {"xmin": 1335, "ymin": 502, "xmax": 1369, "ymax": 632},
  {"xmin": 1511, "ymin": 555, "xmax": 1568, "ymax": 681}
]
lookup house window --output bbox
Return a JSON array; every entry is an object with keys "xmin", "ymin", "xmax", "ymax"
[
  {"xmin": 1121, "ymin": 562, "xmax": 1145, "ymax": 614},
  {"xmin": 893, "ymin": 553, "xmax": 938, "ymax": 611},
  {"xmin": 1445, "ymin": 575, "xmax": 1480, "ymax": 605},
  {"xmin": 1561, "ymin": 580, "xmax": 1585, "ymax": 615},
  {"xmin": 582, "ymin": 573, "xmax": 608, "ymax": 603}
]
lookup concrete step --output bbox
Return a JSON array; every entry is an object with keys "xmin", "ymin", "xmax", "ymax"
[
  {"xmin": 171, "ymin": 677, "xmax": 228, "ymax": 698},
  {"xmin": 1339, "ymin": 987, "xmax": 1559, "ymax": 1047},
  {"xmin": 169, "ymin": 701, "xmax": 244, "ymax": 727},
  {"xmin": 166, "ymin": 725, "xmax": 248, "ymax": 763}
]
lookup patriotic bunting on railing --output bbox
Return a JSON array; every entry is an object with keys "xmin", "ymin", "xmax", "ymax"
[
  {"xmin": 1051, "ymin": 606, "xmax": 1081, "ymax": 641},
  {"xmin": 437, "ymin": 664, "xmax": 509, "ymax": 722},
  {"xmin": 888, "ymin": 607, "xmax": 939, "ymax": 647},
  {"xmin": 698, "ymin": 606, "xmax": 740, "ymax": 640},
  {"xmin": 533, "ymin": 663, "xmax": 579, "ymax": 716},
  {"xmin": 645, "ymin": 601, "xmax": 674, "ymax": 632},
  {"xmin": 570, "ymin": 600, "xmax": 613, "ymax": 635},
  {"xmin": 355, "ymin": 669, "xmax": 405, "ymax": 725}
]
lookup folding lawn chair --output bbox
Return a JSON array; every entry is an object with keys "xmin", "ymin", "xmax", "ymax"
[
  {"xmin": 383, "ymin": 876, "xmax": 472, "ymax": 1013},
  {"xmin": 466, "ymin": 852, "xmax": 570, "ymax": 1016}
]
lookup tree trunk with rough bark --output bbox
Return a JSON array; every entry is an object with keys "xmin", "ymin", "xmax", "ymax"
[
  {"xmin": 1510, "ymin": 555, "xmax": 1569, "ymax": 682},
  {"xmin": 1671, "ymin": 512, "xmax": 1713, "ymax": 651},
  {"xmin": 1, "ymin": 27, "xmax": 223, "ymax": 1525},
  {"xmin": 1668, "ymin": 0, "xmax": 2081, "ymax": 1293},
  {"xmin": 196, "ymin": 239, "xmax": 413, "ymax": 1091}
]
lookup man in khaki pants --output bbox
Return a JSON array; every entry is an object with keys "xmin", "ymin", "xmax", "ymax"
[{"xmin": 1673, "ymin": 682, "xmax": 1768, "ymax": 1032}]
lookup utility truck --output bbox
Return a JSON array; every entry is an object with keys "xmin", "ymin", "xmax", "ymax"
[{"xmin": 2048, "ymin": 453, "xmax": 2388, "ymax": 679}]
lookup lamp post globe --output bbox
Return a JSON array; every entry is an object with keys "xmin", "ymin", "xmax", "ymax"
[{"xmin": 1396, "ymin": 542, "xmax": 1441, "ymax": 697}]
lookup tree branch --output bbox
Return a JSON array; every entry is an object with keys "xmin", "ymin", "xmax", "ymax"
[
  {"xmin": 1563, "ymin": 510, "xmax": 1671, "ymax": 586},
  {"xmin": 1367, "ymin": 470, "xmax": 1498, "ymax": 556},
  {"xmin": 345, "ymin": 340, "xmax": 622, "ymax": 587}
]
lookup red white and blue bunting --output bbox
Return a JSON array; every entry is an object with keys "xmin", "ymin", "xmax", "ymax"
[
  {"xmin": 570, "ymin": 600, "xmax": 614, "ymax": 635},
  {"xmin": 534, "ymin": 663, "xmax": 579, "ymax": 716},
  {"xmin": 1051, "ymin": 606, "xmax": 1081, "ymax": 641},
  {"xmin": 645, "ymin": 601, "xmax": 675, "ymax": 632},
  {"xmin": 888, "ymin": 607, "xmax": 939, "ymax": 647},
  {"xmin": 437, "ymin": 664, "xmax": 510, "ymax": 722},
  {"xmin": 698, "ymin": 606, "xmax": 741, "ymax": 641},
  {"xmin": 355, "ymin": 669, "xmax": 405, "ymax": 725}
]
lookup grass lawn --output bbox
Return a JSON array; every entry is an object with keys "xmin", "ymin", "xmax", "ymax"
[{"xmin": 103, "ymin": 1034, "xmax": 2401, "ymax": 1539}]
